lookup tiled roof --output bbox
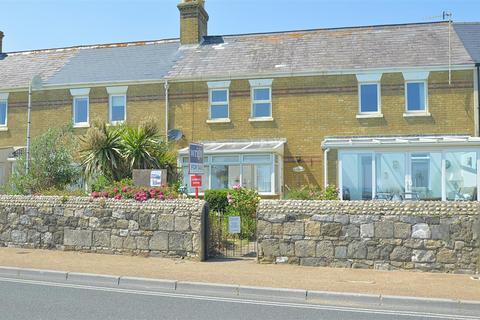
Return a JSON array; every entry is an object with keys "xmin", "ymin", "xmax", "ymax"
[
  {"xmin": 168, "ymin": 22, "xmax": 474, "ymax": 80},
  {"xmin": 0, "ymin": 21, "xmax": 478, "ymax": 90},
  {"xmin": 454, "ymin": 23, "xmax": 480, "ymax": 63}
]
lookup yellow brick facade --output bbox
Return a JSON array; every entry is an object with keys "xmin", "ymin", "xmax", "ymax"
[{"xmin": 0, "ymin": 70, "xmax": 476, "ymax": 193}]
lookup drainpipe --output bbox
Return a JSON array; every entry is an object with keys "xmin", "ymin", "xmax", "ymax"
[
  {"xmin": 477, "ymin": 64, "xmax": 480, "ymax": 136},
  {"xmin": 25, "ymin": 83, "xmax": 32, "ymax": 175},
  {"xmin": 323, "ymin": 148, "xmax": 330, "ymax": 189},
  {"xmin": 164, "ymin": 80, "xmax": 169, "ymax": 140}
]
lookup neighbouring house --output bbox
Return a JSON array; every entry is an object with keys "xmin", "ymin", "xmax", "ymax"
[{"xmin": 0, "ymin": 0, "xmax": 480, "ymax": 200}]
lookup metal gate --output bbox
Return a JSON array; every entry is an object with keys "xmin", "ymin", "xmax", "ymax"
[{"xmin": 206, "ymin": 209, "xmax": 257, "ymax": 258}]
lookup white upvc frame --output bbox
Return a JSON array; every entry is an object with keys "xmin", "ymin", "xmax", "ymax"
[
  {"xmin": 356, "ymin": 73, "xmax": 382, "ymax": 118},
  {"xmin": 0, "ymin": 92, "xmax": 9, "ymax": 128},
  {"xmin": 109, "ymin": 94, "xmax": 127, "ymax": 124},
  {"xmin": 70, "ymin": 88, "xmax": 90, "ymax": 128},
  {"xmin": 249, "ymin": 79, "xmax": 273, "ymax": 120},
  {"xmin": 404, "ymin": 80, "xmax": 429, "ymax": 114},
  {"xmin": 208, "ymin": 88, "xmax": 230, "ymax": 121},
  {"xmin": 180, "ymin": 153, "xmax": 279, "ymax": 196},
  {"xmin": 207, "ymin": 81, "xmax": 231, "ymax": 122},
  {"xmin": 358, "ymin": 82, "xmax": 381, "ymax": 116},
  {"xmin": 72, "ymin": 96, "xmax": 90, "ymax": 127},
  {"xmin": 338, "ymin": 147, "xmax": 480, "ymax": 201},
  {"xmin": 107, "ymin": 86, "xmax": 128, "ymax": 125}
]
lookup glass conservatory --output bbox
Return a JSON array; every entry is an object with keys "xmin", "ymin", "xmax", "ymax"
[{"xmin": 322, "ymin": 136, "xmax": 480, "ymax": 201}]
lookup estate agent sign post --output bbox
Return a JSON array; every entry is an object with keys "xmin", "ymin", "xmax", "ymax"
[{"xmin": 188, "ymin": 143, "xmax": 204, "ymax": 199}]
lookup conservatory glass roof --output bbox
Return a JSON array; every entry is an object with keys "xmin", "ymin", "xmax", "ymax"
[
  {"xmin": 178, "ymin": 139, "xmax": 286, "ymax": 155},
  {"xmin": 322, "ymin": 135, "xmax": 480, "ymax": 148}
]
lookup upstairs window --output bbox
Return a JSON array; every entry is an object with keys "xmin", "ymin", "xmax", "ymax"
[
  {"xmin": 73, "ymin": 97, "xmax": 89, "ymax": 126},
  {"xmin": 249, "ymin": 79, "xmax": 273, "ymax": 119},
  {"xmin": 70, "ymin": 88, "xmax": 90, "ymax": 127},
  {"xmin": 107, "ymin": 86, "xmax": 128, "ymax": 124},
  {"xmin": 210, "ymin": 89, "xmax": 229, "ymax": 119},
  {"xmin": 356, "ymin": 73, "xmax": 382, "ymax": 116},
  {"xmin": 359, "ymin": 83, "xmax": 380, "ymax": 113},
  {"xmin": 0, "ymin": 93, "xmax": 8, "ymax": 127},
  {"xmin": 403, "ymin": 72, "xmax": 429, "ymax": 114},
  {"xmin": 406, "ymin": 82, "xmax": 427, "ymax": 111}
]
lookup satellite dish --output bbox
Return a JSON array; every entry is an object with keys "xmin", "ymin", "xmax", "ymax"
[
  {"xmin": 31, "ymin": 75, "xmax": 43, "ymax": 90},
  {"xmin": 167, "ymin": 129, "xmax": 183, "ymax": 142},
  {"xmin": 292, "ymin": 166, "xmax": 305, "ymax": 173}
]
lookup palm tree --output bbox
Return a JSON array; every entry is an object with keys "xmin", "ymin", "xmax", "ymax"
[
  {"xmin": 80, "ymin": 121, "xmax": 126, "ymax": 181},
  {"xmin": 80, "ymin": 119, "xmax": 176, "ymax": 182}
]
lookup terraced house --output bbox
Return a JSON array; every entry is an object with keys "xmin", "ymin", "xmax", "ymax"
[{"xmin": 1, "ymin": 0, "xmax": 480, "ymax": 200}]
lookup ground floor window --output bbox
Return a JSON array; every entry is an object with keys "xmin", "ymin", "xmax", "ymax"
[
  {"xmin": 181, "ymin": 153, "xmax": 280, "ymax": 195},
  {"xmin": 340, "ymin": 149, "xmax": 479, "ymax": 201}
]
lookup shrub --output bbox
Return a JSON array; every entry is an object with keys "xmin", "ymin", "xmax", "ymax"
[
  {"xmin": 285, "ymin": 184, "xmax": 339, "ymax": 200},
  {"xmin": 91, "ymin": 181, "xmax": 179, "ymax": 202},
  {"xmin": 80, "ymin": 119, "xmax": 176, "ymax": 183},
  {"xmin": 225, "ymin": 186, "xmax": 260, "ymax": 240},
  {"xmin": 4, "ymin": 126, "xmax": 80, "ymax": 195},
  {"xmin": 204, "ymin": 189, "xmax": 229, "ymax": 212}
]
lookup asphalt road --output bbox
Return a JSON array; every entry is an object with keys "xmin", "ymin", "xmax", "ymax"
[{"xmin": 0, "ymin": 277, "xmax": 478, "ymax": 320}]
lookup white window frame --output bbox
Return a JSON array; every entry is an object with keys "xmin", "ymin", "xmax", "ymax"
[
  {"xmin": 70, "ymin": 88, "xmax": 91, "ymax": 128},
  {"xmin": 72, "ymin": 96, "xmax": 90, "ymax": 127},
  {"xmin": 402, "ymin": 71, "xmax": 430, "ymax": 116},
  {"xmin": 405, "ymin": 81, "xmax": 428, "ymax": 113},
  {"xmin": 338, "ymin": 147, "xmax": 480, "ymax": 202},
  {"xmin": 107, "ymin": 86, "xmax": 128, "ymax": 125},
  {"xmin": 0, "ymin": 93, "xmax": 9, "ymax": 128},
  {"xmin": 208, "ymin": 88, "xmax": 230, "ymax": 121},
  {"xmin": 180, "ymin": 153, "xmax": 279, "ymax": 196},
  {"xmin": 249, "ymin": 79, "xmax": 273, "ymax": 121},
  {"xmin": 356, "ymin": 73, "xmax": 382, "ymax": 118},
  {"xmin": 358, "ymin": 82, "xmax": 381, "ymax": 115}
]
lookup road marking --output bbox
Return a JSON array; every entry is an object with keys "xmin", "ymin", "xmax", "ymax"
[{"xmin": 0, "ymin": 277, "xmax": 476, "ymax": 320}]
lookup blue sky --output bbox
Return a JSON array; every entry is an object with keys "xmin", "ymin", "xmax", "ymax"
[{"xmin": 1, "ymin": 0, "xmax": 479, "ymax": 52}]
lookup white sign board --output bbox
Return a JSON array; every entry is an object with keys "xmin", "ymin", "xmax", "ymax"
[
  {"xmin": 228, "ymin": 216, "xmax": 241, "ymax": 234},
  {"xmin": 189, "ymin": 143, "xmax": 204, "ymax": 174},
  {"xmin": 150, "ymin": 170, "xmax": 163, "ymax": 187}
]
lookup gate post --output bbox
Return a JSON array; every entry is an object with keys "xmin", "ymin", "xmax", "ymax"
[{"xmin": 201, "ymin": 202, "xmax": 209, "ymax": 261}]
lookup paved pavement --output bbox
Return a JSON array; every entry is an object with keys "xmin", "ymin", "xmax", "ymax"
[
  {"xmin": 0, "ymin": 277, "xmax": 478, "ymax": 320},
  {"xmin": 0, "ymin": 248, "xmax": 479, "ymax": 301}
]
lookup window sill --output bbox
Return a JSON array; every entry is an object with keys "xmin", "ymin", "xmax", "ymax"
[
  {"xmin": 249, "ymin": 117, "xmax": 274, "ymax": 122},
  {"xmin": 107, "ymin": 121, "xmax": 125, "ymax": 126},
  {"xmin": 403, "ymin": 112, "xmax": 431, "ymax": 118},
  {"xmin": 73, "ymin": 123, "xmax": 90, "ymax": 128},
  {"xmin": 206, "ymin": 118, "xmax": 231, "ymax": 124},
  {"xmin": 0, "ymin": 126, "xmax": 8, "ymax": 132},
  {"xmin": 356, "ymin": 113, "xmax": 383, "ymax": 119}
]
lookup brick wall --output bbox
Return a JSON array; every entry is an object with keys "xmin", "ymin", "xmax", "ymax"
[{"xmin": 0, "ymin": 70, "xmax": 475, "ymax": 189}]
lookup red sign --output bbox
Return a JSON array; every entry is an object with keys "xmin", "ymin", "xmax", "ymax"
[{"xmin": 190, "ymin": 175, "xmax": 202, "ymax": 187}]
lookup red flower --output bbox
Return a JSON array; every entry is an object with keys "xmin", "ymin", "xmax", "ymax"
[
  {"xmin": 114, "ymin": 194, "xmax": 122, "ymax": 200},
  {"xmin": 122, "ymin": 186, "xmax": 129, "ymax": 193}
]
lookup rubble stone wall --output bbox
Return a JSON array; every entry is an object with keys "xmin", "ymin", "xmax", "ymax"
[
  {"xmin": 0, "ymin": 196, "xmax": 207, "ymax": 260},
  {"xmin": 257, "ymin": 201, "xmax": 480, "ymax": 274}
]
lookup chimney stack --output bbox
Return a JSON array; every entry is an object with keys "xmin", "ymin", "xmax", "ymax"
[
  {"xmin": 0, "ymin": 31, "xmax": 4, "ymax": 53},
  {"xmin": 177, "ymin": 0, "xmax": 209, "ymax": 45}
]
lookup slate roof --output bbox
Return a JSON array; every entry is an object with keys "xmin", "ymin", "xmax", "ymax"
[
  {"xmin": 454, "ymin": 23, "xmax": 480, "ymax": 63},
  {"xmin": 168, "ymin": 21, "xmax": 474, "ymax": 80},
  {"xmin": 0, "ymin": 21, "xmax": 478, "ymax": 90},
  {"xmin": 0, "ymin": 40, "xmax": 181, "ymax": 90}
]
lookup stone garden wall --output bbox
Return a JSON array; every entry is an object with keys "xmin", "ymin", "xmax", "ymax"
[
  {"xmin": 257, "ymin": 201, "xmax": 480, "ymax": 274},
  {"xmin": 0, "ymin": 196, "xmax": 207, "ymax": 260}
]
